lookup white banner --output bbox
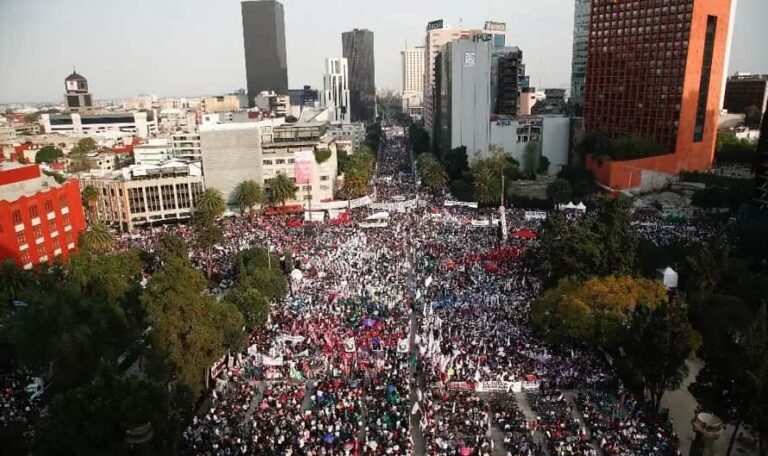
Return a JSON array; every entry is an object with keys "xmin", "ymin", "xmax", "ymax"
[
  {"xmin": 470, "ymin": 219, "xmax": 491, "ymax": 227},
  {"xmin": 280, "ymin": 335, "xmax": 306, "ymax": 344},
  {"xmin": 350, "ymin": 195, "xmax": 373, "ymax": 209},
  {"xmin": 360, "ymin": 222, "xmax": 388, "ymax": 228},
  {"xmin": 263, "ymin": 355, "xmax": 284, "ymax": 366},
  {"xmin": 511, "ymin": 381, "xmax": 523, "ymax": 393},
  {"xmin": 444, "ymin": 200, "xmax": 479, "ymax": 209},
  {"xmin": 304, "ymin": 211, "xmax": 325, "ymax": 222},
  {"xmin": 397, "ymin": 338, "xmax": 409, "ymax": 353},
  {"xmin": 525, "ymin": 211, "xmax": 547, "ymax": 221},
  {"xmin": 476, "ymin": 381, "xmax": 514, "ymax": 392},
  {"xmin": 312, "ymin": 195, "xmax": 373, "ymax": 211},
  {"xmin": 522, "ymin": 380, "xmax": 541, "ymax": 391},
  {"xmin": 370, "ymin": 198, "xmax": 418, "ymax": 212},
  {"xmin": 344, "ymin": 338, "xmax": 356, "ymax": 353},
  {"xmin": 327, "ymin": 209, "xmax": 346, "ymax": 220}
]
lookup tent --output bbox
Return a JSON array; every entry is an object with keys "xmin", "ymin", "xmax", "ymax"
[
  {"xmin": 290, "ymin": 269, "xmax": 304, "ymax": 282},
  {"xmin": 576, "ymin": 202, "xmax": 587, "ymax": 211},
  {"xmin": 657, "ymin": 267, "xmax": 679, "ymax": 289}
]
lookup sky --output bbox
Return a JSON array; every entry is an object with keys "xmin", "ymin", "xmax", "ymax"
[{"xmin": 0, "ymin": 0, "xmax": 766, "ymax": 103}]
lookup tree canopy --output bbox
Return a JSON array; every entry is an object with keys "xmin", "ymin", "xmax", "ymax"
[
  {"xmin": 35, "ymin": 146, "xmax": 63, "ymax": 164},
  {"xmin": 231, "ymin": 180, "xmax": 263, "ymax": 220},
  {"xmin": 267, "ymin": 173, "xmax": 298, "ymax": 206},
  {"xmin": 417, "ymin": 153, "xmax": 448, "ymax": 192}
]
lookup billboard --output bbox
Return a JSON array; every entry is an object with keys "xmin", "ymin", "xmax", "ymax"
[
  {"xmin": 484, "ymin": 21, "xmax": 507, "ymax": 32},
  {"xmin": 426, "ymin": 19, "xmax": 444, "ymax": 31}
]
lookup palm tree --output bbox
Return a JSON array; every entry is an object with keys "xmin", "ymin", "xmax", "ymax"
[
  {"xmin": 81, "ymin": 185, "xmax": 99, "ymax": 222},
  {"xmin": 267, "ymin": 173, "xmax": 297, "ymax": 207},
  {"xmin": 231, "ymin": 180, "xmax": 263, "ymax": 221},
  {"xmin": 418, "ymin": 154, "xmax": 448, "ymax": 192},
  {"xmin": 0, "ymin": 259, "xmax": 33, "ymax": 304},
  {"xmin": 472, "ymin": 166, "xmax": 498, "ymax": 205},
  {"xmin": 194, "ymin": 188, "xmax": 226, "ymax": 220},
  {"xmin": 78, "ymin": 221, "xmax": 115, "ymax": 254}
]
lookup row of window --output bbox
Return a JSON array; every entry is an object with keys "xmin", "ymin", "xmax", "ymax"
[
  {"xmin": 262, "ymin": 159, "xmax": 296, "ymax": 165},
  {"xmin": 11, "ymin": 196, "xmax": 69, "ymax": 225},
  {"xmin": 18, "ymin": 233, "xmax": 76, "ymax": 264}
]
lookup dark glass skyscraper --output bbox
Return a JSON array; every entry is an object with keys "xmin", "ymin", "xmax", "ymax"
[
  {"xmin": 241, "ymin": 0, "xmax": 288, "ymax": 107},
  {"xmin": 342, "ymin": 29, "xmax": 376, "ymax": 123}
]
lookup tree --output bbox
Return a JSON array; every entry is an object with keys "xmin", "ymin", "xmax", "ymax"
[
  {"xmin": 472, "ymin": 165, "xmax": 499, "ymax": 205},
  {"xmin": 194, "ymin": 216, "xmax": 223, "ymax": 280},
  {"xmin": 745, "ymin": 105, "xmax": 763, "ymax": 129},
  {"xmin": 235, "ymin": 248, "xmax": 287, "ymax": 301},
  {"xmin": 267, "ymin": 173, "xmax": 297, "ymax": 206},
  {"xmin": 343, "ymin": 174, "xmax": 368, "ymax": 198},
  {"xmin": 538, "ymin": 156, "xmax": 550, "ymax": 175},
  {"xmin": 81, "ymin": 185, "xmax": 99, "ymax": 221},
  {"xmin": 35, "ymin": 146, "xmax": 63, "ymax": 164},
  {"xmin": 78, "ymin": 221, "xmax": 115, "ymax": 254},
  {"xmin": 224, "ymin": 286, "xmax": 270, "ymax": 330},
  {"xmin": 194, "ymin": 188, "xmax": 226, "ymax": 220},
  {"xmin": 444, "ymin": 146, "xmax": 469, "ymax": 180},
  {"xmin": 408, "ymin": 123, "xmax": 431, "ymax": 155},
  {"xmin": 141, "ymin": 257, "xmax": 244, "ymax": 393},
  {"xmin": 285, "ymin": 115, "xmax": 298, "ymax": 123},
  {"xmin": 622, "ymin": 297, "xmax": 696, "ymax": 411},
  {"xmin": 34, "ymin": 368, "xmax": 182, "ymax": 456},
  {"xmin": 546, "ymin": 179, "xmax": 573, "ymax": 205},
  {"xmin": 156, "ymin": 234, "xmax": 189, "ymax": 264},
  {"xmin": 0, "ymin": 259, "xmax": 35, "ymax": 305},
  {"xmin": 68, "ymin": 138, "xmax": 98, "ymax": 173},
  {"xmin": 231, "ymin": 180, "xmax": 263, "ymax": 220},
  {"xmin": 523, "ymin": 140, "xmax": 542, "ymax": 176},
  {"xmin": 417, "ymin": 153, "xmax": 448, "ymax": 192},
  {"xmin": 531, "ymin": 275, "xmax": 669, "ymax": 350}
]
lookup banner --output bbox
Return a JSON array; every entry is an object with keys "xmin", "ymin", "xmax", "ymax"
[
  {"xmin": 444, "ymin": 200, "xmax": 478, "ymax": 209},
  {"xmin": 499, "ymin": 206, "xmax": 508, "ymax": 241},
  {"xmin": 476, "ymin": 381, "xmax": 514, "ymax": 392},
  {"xmin": 344, "ymin": 338, "xmax": 356, "ymax": 353},
  {"xmin": 294, "ymin": 150, "xmax": 314, "ymax": 185},
  {"xmin": 350, "ymin": 195, "xmax": 373, "ymax": 209},
  {"xmin": 263, "ymin": 355, "xmax": 284, "ymax": 366},
  {"xmin": 470, "ymin": 219, "xmax": 491, "ymax": 227},
  {"xmin": 312, "ymin": 195, "xmax": 373, "ymax": 211},
  {"xmin": 328, "ymin": 209, "xmax": 348, "ymax": 221},
  {"xmin": 304, "ymin": 211, "xmax": 325, "ymax": 222},
  {"xmin": 511, "ymin": 381, "xmax": 523, "ymax": 393},
  {"xmin": 447, "ymin": 382, "xmax": 473, "ymax": 391},
  {"xmin": 360, "ymin": 222, "xmax": 388, "ymax": 228},
  {"xmin": 525, "ymin": 211, "xmax": 547, "ymax": 221},
  {"xmin": 280, "ymin": 335, "xmax": 306, "ymax": 344},
  {"xmin": 397, "ymin": 338, "xmax": 409, "ymax": 353},
  {"xmin": 370, "ymin": 198, "xmax": 418, "ymax": 212}
]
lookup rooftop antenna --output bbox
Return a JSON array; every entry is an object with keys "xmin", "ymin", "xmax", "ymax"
[{"xmin": 459, "ymin": 16, "xmax": 464, "ymax": 28}]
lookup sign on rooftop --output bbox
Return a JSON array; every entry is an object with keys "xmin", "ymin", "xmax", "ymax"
[
  {"xmin": 426, "ymin": 20, "xmax": 444, "ymax": 31},
  {"xmin": 484, "ymin": 21, "xmax": 506, "ymax": 32}
]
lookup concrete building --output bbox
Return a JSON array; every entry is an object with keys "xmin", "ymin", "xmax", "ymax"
[
  {"xmin": 570, "ymin": 0, "xmax": 590, "ymax": 113},
  {"xmin": 241, "ymin": 0, "xmax": 288, "ymax": 105},
  {"xmin": 64, "ymin": 71, "xmax": 94, "ymax": 113},
  {"xmin": 583, "ymin": 0, "xmax": 736, "ymax": 190},
  {"xmin": 200, "ymin": 119, "xmax": 338, "ymax": 208},
  {"xmin": 201, "ymin": 94, "xmax": 246, "ymax": 113},
  {"xmin": 492, "ymin": 46, "xmax": 527, "ymax": 116},
  {"xmin": 327, "ymin": 122, "xmax": 366, "ymax": 149},
  {"xmin": 289, "ymin": 86, "xmax": 320, "ymax": 108},
  {"xmin": 520, "ymin": 87, "xmax": 538, "ymax": 116},
  {"xmin": 723, "ymin": 73, "xmax": 768, "ymax": 115},
  {"xmin": 532, "ymin": 89, "xmax": 567, "ymax": 115},
  {"xmin": 172, "ymin": 133, "xmax": 202, "ymax": 161},
  {"xmin": 79, "ymin": 160, "xmax": 204, "ymax": 231},
  {"xmin": 42, "ymin": 112, "xmax": 157, "ymax": 139},
  {"xmin": 321, "ymin": 58, "xmax": 351, "ymax": 123},
  {"xmin": 489, "ymin": 116, "xmax": 571, "ymax": 173},
  {"xmin": 342, "ymin": 29, "xmax": 376, "ymax": 123},
  {"xmin": 401, "ymin": 46, "xmax": 425, "ymax": 117},
  {"xmin": 133, "ymin": 139, "xmax": 174, "ymax": 166},
  {"xmin": 255, "ymin": 91, "xmax": 291, "ymax": 117},
  {"xmin": 0, "ymin": 163, "xmax": 86, "ymax": 268},
  {"xmin": 434, "ymin": 38, "xmax": 493, "ymax": 163}
]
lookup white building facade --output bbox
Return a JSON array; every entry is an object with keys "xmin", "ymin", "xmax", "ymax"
[
  {"xmin": 321, "ymin": 58, "xmax": 351, "ymax": 124},
  {"xmin": 133, "ymin": 138, "xmax": 174, "ymax": 166},
  {"xmin": 41, "ymin": 112, "xmax": 157, "ymax": 139},
  {"xmin": 401, "ymin": 46, "xmax": 425, "ymax": 117}
]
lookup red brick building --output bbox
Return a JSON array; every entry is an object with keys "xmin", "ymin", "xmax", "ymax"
[
  {"xmin": 583, "ymin": 0, "xmax": 735, "ymax": 190},
  {"xmin": 0, "ymin": 163, "xmax": 86, "ymax": 268}
]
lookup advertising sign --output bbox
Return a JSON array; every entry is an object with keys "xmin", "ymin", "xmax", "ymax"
[{"xmin": 427, "ymin": 19, "xmax": 444, "ymax": 31}]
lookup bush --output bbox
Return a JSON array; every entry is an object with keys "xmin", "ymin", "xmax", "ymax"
[{"xmin": 313, "ymin": 149, "xmax": 332, "ymax": 164}]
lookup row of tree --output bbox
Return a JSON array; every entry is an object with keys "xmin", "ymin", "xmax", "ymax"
[
  {"xmin": 0, "ymin": 190, "xmax": 289, "ymax": 454},
  {"xmin": 531, "ymin": 197, "xmax": 768, "ymax": 454}
]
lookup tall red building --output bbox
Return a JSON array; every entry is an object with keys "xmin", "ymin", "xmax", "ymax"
[
  {"xmin": 583, "ymin": 0, "xmax": 735, "ymax": 190},
  {"xmin": 0, "ymin": 163, "xmax": 86, "ymax": 268}
]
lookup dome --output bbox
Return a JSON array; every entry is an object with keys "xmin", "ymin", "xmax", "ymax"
[{"xmin": 65, "ymin": 71, "xmax": 87, "ymax": 81}]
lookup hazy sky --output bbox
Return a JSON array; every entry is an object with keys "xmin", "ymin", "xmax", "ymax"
[{"xmin": 1, "ymin": 0, "xmax": 766, "ymax": 103}]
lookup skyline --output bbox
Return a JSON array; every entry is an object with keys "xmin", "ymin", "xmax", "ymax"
[{"xmin": 0, "ymin": 0, "xmax": 766, "ymax": 103}]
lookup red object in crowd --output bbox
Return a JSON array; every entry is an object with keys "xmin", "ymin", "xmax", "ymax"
[
  {"xmin": 286, "ymin": 219, "xmax": 303, "ymax": 228},
  {"xmin": 512, "ymin": 229, "xmax": 537, "ymax": 239}
]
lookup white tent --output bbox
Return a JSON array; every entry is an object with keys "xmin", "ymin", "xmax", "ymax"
[
  {"xmin": 657, "ymin": 267, "xmax": 679, "ymax": 289},
  {"xmin": 576, "ymin": 202, "xmax": 587, "ymax": 211}
]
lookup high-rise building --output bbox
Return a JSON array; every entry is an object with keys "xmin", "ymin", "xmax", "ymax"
[
  {"xmin": 434, "ymin": 38, "xmax": 493, "ymax": 163},
  {"xmin": 583, "ymin": 0, "xmax": 735, "ymax": 190},
  {"xmin": 321, "ymin": 58, "xmax": 351, "ymax": 123},
  {"xmin": 64, "ymin": 71, "xmax": 94, "ymax": 113},
  {"xmin": 492, "ymin": 47, "xmax": 526, "ymax": 116},
  {"xmin": 0, "ymin": 163, "xmax": 86, "ymax": 268},
  {"xmin": 570, "ymin": 0, "xmax": 590, "ymax": 114},
  {"xmin": 724, "ymin": 73, "xmax": 768, "ymax": 116},
  {"xmin": 342, "ymin": 29, "xmax": 376, "ymax": 123},
  {"xmin": 401, "ymin": 46, "xmax": 425, "ymax": 117},
  {"xmin": 241, "ymin": 0, "xmax": 288, "ymax": 106}
]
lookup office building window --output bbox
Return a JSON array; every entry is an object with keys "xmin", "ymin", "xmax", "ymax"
[
  {"xmin": 29, "ymin": 205, "xmax": 39, "ymax": 218},
  {"xmin": 12, "ymin": 210, "xmax": 22, "ymax": 224},
  {"xmin": 33, "ymin": 226, "xmax": 43, "ymax": 239},
  {"xmin": 16, "ymin": 232, "xmax": 26, "ymax": 246},
  {"xmin": 44, "ymin": 200, "xmax": 53, "ymax": 212},
  {"xmin": 694, "ymin": 15, "xmax": 717, "ymax": 142},
  {"xmin": 20, "ymin": 250, "xmax": 31, "ymax": 264},
  {"xmin": 36, "ymin": 245, "xmax": 46, "ymax": 258}
]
